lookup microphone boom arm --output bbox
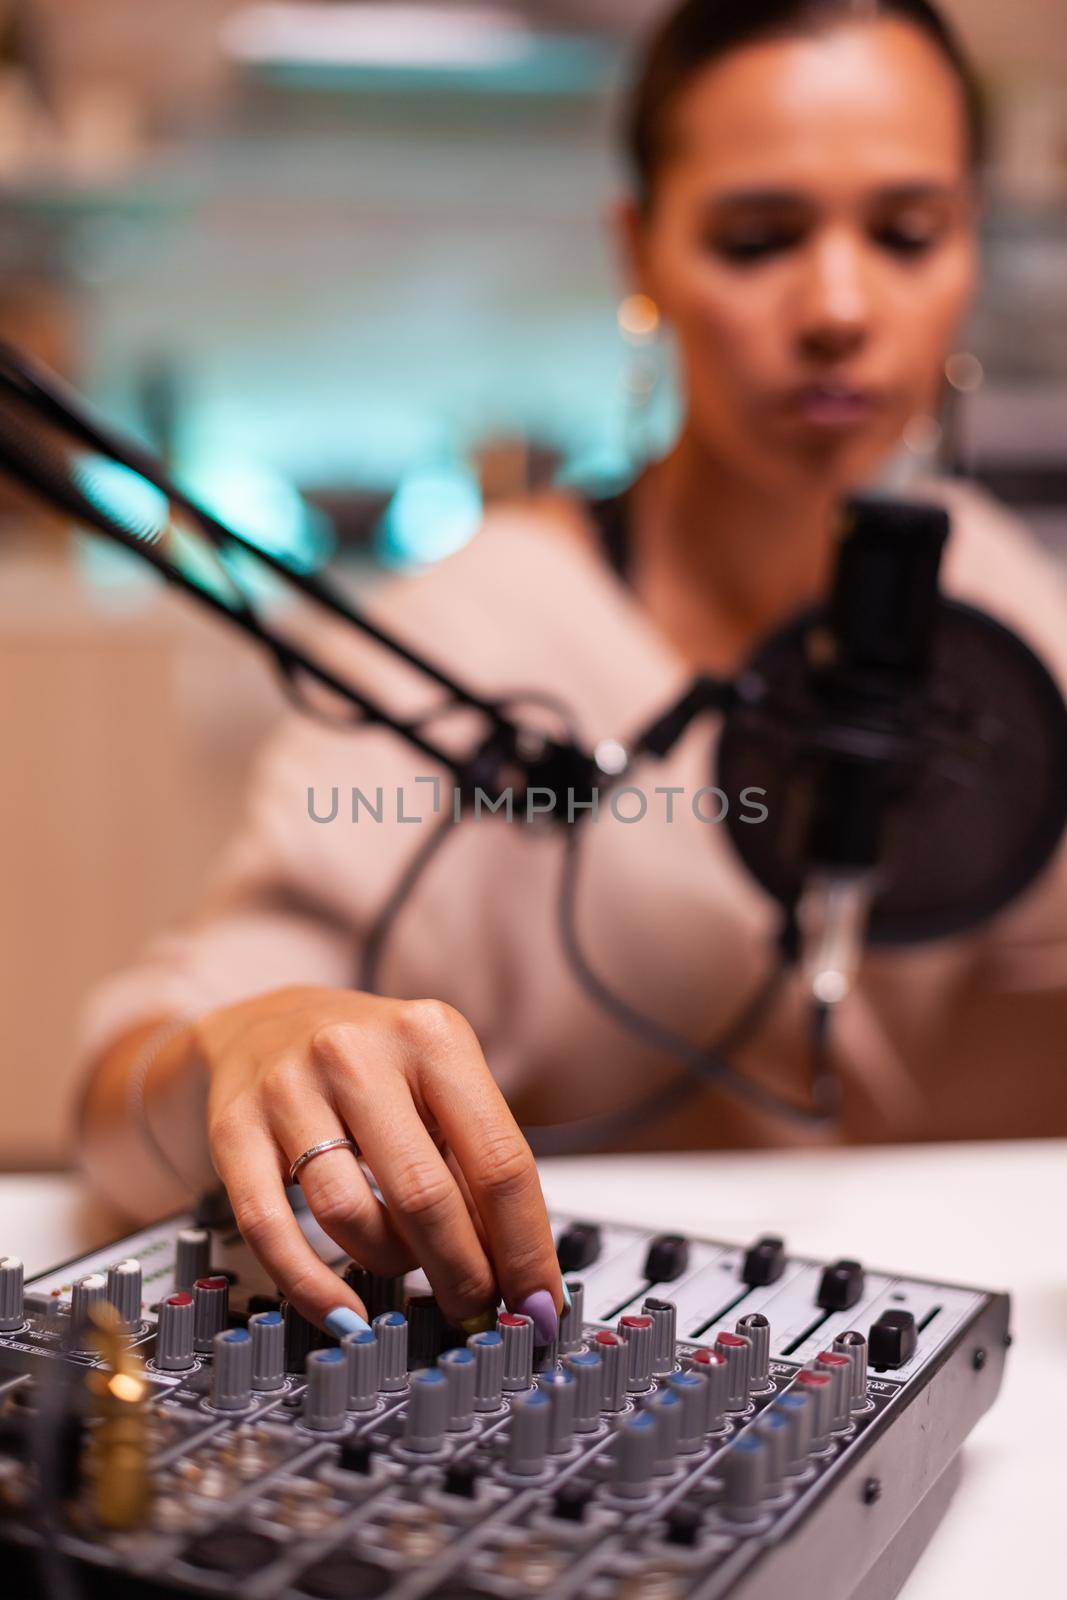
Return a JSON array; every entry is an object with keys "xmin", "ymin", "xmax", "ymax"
[{"xmin": 0, "ymin": 342, "xmax": 631, "ymax": 800}]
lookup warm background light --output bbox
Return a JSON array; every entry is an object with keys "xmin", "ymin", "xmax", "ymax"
[{"xmin": 617, "ymin": 293, "xmax": 661, "ymax": 342}]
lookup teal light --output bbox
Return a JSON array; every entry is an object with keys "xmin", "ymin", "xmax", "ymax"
[
  {"xmin": 181, "ymin": 454, "xmax": 334, "ymax": 574},
  {"xmin": 558, "ymin": 447, "xmax": 635, "ymax": 500},
  {"xmin": 73, "ymin": 455, "xmax": 171, "ymax": 600},
  {"xmin": 74, "ymin": 455, "xmax": 168, "ymax": 545},
  {"xmin": 71, "ymin": 450, "xmax": 325, "ymax": 610},
  {"xmin": 376, "ymin": 463, "xmax": 483, "ymax": 570}
]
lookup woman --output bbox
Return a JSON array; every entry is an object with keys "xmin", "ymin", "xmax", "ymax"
[{"xmin": 79, "ymin": 0, "xmax": 1067, "ymax": 1347}]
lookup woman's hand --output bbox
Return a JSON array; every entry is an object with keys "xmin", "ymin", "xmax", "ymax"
[{"xmin": 192, "ymin": 985, "xmax": 562, "ymax": 1340}]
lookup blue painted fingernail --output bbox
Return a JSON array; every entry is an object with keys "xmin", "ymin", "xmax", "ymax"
[
  {"xmin": 324, "ymin": 1305, "xmax": 371, "ymax": 1339},
  {"xmin": 512, "ymin": 1289, "xmax": 558, "ymax": 1345}
]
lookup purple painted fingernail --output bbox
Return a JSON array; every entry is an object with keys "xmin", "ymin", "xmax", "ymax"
[{"xmin": 512, "ymin": 1289, "xmax": 558, "ymax": 1345}]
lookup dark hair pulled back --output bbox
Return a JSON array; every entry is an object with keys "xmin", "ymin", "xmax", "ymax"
[{"xmin": 625, "ymin": 0, "xmax": 986, "ymax": 207}]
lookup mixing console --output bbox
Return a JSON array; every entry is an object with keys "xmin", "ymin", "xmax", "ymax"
[{"xmin": 0, "ymin": 1202, "xmax": 1009, "ymax": 1598}]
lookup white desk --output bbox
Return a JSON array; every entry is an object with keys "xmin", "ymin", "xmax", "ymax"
[{"xmin": 3, "ymin": 1139, "xmax": 1062, "ymax": 1599}]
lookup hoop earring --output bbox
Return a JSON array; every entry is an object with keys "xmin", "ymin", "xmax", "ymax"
[
  {"xmin": 938, "ymin": 350, "xmax": 984, "ymax": 477},
  {"xmin": 618, "ymin": 293, "xmax": 665, "ymax": 468},
  {"xmin": 890, "ymin": 350, "xmax": 985, "ymax": 487}
]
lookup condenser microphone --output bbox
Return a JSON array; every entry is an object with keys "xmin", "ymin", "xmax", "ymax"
[{"xmin": 717, "ymin": 494, "xmax": 1067, "ymax": 1006}]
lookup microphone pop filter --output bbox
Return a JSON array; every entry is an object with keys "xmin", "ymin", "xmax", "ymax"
[{"xmin": 718, "ymin": 570, "xmax": 1067, "ymax": 946}]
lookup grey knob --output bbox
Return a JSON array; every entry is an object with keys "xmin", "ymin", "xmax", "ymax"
[
  {"xmin": 612, "ymin": 1410, "xmax": 658, "ymax": 1499},
  {"xmin": 689, "ymin": 1348, "xmax": 729, "ymax": 1431},
  {"xmin": 720, "ymin": 1433, "xmax": 768, "ymax": 1522},
  {"xmin": 211, "ymin": 1328, "xmax": 252, "ymax": 1411},
  {"xmin": 498, "ymin": 1313, "xmax": 534, "ymax": 1392},
  {"xmin": 618, "ymin": 1314, "xmax": 654, "ymax": 1393},
  {"xmin": 833, "ymin": 1330, "xmax": 869, "ymax": 1409},
  {"xmin": 249, "ymin": 1310, "xmax": 285, "ymax": 1391},
  {"xmin": 403, "ymin": 1368, "xmax": 448, "ymax": 1452},
  {"xmin": 468, "ymin": 1329, "xmax": 504, "ymax": 1411},
  {"xmin": 537, "ymin": 1368, "xmax": 576, "ymax": 1454},
  {"xmin": 192, "ymin": 1276, "xmax": 229, "ymax": 1353},
  {"xmin": 642, "ymin": 1297, "xmax": 677, "ymax": 1376},
  {"xmin": 106, "ymin": 1260, "xmax": 143, "ymax": 1329},
  {"xmin": 0, "ymin": 1257, "xmax": 25, "ymax": 1332},
  {"xmin": 373, "ymin": 1311, "xmax": 408, "ymax": 1392},
  {"xmin": 174, "ymin": 1227, "xmax": 211, "ymax": 1292},
  {"xmin": 155, "ymin": 1292, "xmax": 195, "ymax": 1371},
  {"xmin": 815, "ymin": 1351, "xmax": 853, "ymax": 1432},
  {"xmin": 304, "ymin": 1348, "xmax": 347, "ymax": 1431},
  {"xmin": 736, "ymin": 1313, "xmax": 773, "ymax": 1393},
  {"xmin": 713, "ymin": 1331, "xmax": 752, "ymax": 1412},
  {"xmin": 533, "ymin": 1327, "xmax": 558, "ymax": 1375},
  {"xmin": 754, "ymin": 1409, "xmax": 790, "ymax": 1497},
  {"xmin": 773, "ymin": 1390, "xmax": 815, "ymax": 1474},
  {"xmin": 665, "ymin": 1370, "xmax": 709, "ymax": 1453},
  {"xmin": 506, "ymin": 1387, "xmax": 551, "ymax": 1476},
  {"xmin": 594, "ymin": 1330, "xmax": 628, "ymax": 1413},
  {"xmin": 795, "ymin": 1370, "xmax": 833, "ymax": 1451},
  {"xmin": 562, "ymin": 1349, "xmax": 602, "ymax": 1433},
  {"xmin": 641, "ymin": 1387, "xmax": 681, "ymax": 1474},
  {"xmin": 440, "ymin": 1348, "xmax": 476, "ymax": 1431},
  {"xmin": 558, "ymin": 1280, "xmax": 584, "ymax": 1353},
  {"xmin": 344, "ymin": 1327, "xmax": 380, "ymax": 1412},
  {"xmin": 67, "ymin": 1274, "xmax": 108, "ymax": 1351}
]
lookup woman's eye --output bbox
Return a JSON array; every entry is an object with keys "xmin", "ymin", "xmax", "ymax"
[
  {"xmin": 708, "ymin": 232, "xmax": 800, "ymax": 263},
  {"xmin": 873, "ymin": 224, "xmax": 944, "ymax": 257}
]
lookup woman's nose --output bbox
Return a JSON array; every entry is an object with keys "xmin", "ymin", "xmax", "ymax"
[{"xmin": 793, "ymin": 230, "xmax": 873, "ymax": 360}]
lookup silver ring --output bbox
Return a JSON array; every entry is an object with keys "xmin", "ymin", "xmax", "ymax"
[{"xmin": 288, "ymin": 1137, "xmax": 358, "ymax": 1185}]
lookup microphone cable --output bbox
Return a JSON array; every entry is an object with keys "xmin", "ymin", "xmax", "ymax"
[
  {"xmin": 551, "ymin": 818, "xmax": 840, "ymax": 1147},
  {"xmin": 356, "ymin": 738, "xmax": 840, "ymax": 1149}
]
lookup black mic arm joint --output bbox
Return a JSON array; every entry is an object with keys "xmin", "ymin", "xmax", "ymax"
[{"xmin": 452, "ymin": 723, "xmax": 605, "ymax": 827}]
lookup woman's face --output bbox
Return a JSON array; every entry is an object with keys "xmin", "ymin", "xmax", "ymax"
[{"xmin": 624, "ymin": 19, "xmax": 979, "ymax": 496}]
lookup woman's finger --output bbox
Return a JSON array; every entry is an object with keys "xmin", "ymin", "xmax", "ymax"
[
  {"xmin": 444, "ymin": 1146, "xmax": 492, "ymax": 1255},
  {"xmin": 266, "ymin": 1082, "xmax": 414, "ymax": 1278},
  {"xmin": 313, "ymin": 1023, "xmax": 499, "ymax": 1326},
  {"xmin": 210, "ymin": 1109, "xmax": 370, "ymax": 1332},
  {"xmin": 406, "ymin": 1006, "xmax": 562, "ymax": 1343}
]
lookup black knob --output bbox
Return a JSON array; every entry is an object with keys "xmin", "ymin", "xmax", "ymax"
[
  {"xmin": 443, "ymin": 1460, "xmax": 479, "ymax": 1499},
  {"xmin": 868, "ymin": 1309, "xmax": 918, "ymax": 1369},
  {"xmin": 552, "ymin": 1483, "xmax": 591, "ymax": 1522},
  {"xmin": 184, "ymin": 1530, "xmax": 279, "ymax": 1577},
  {"xmin": 556, "ymin": 1222, "xmax": 601, "ymax": 1274},
  {"xmin": 339, "ymin": 1437, "xmax": 374, "ymax": 1475},
  {"xmin": 817, "ymin": 1259, "xmax": 865, "ymax": 1311},
  {"xmin": 295, "ymin": 1554, "xmax": 392, "ymax": 1598},
  {"xmin": 405, "ymin": 1293, "xmax": 451, "ymax": 1367},
  {"xmin": 283, "ymin": 1301, "xmax": 328, "ymax": 1373},
  {"xmin": 246, "ymin": 1294, "xmax": 282, "ymax": 1318},
  {"xmin": 741, "ymin": 1236, "xmax": 786, "ymax": 1287},
  {"xmin": 666, "ymin": 1505, "xmax": 703, "ymax": 1547},
  {"xmin": 344, "ymin": 1263, "xmax": 404, "ymax": 1322},
  {"xmin": 643, "ymin": 1233, "xmax": 690, "ymax": 1283}
]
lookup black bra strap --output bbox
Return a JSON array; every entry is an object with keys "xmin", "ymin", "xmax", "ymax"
[{"xmin": 585, "ymin": 490, "xmax": 633, "ymax": 586}]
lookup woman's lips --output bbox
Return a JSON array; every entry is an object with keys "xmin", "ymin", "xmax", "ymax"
[{"xmin": 781, "ymin": 382, "xmax": 885, "ymax": 429}]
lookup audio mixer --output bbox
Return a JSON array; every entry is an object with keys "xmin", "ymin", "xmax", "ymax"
[{"xmin": 0, "ymin": 1201, "xmax": 1009, "ymax": 1599}]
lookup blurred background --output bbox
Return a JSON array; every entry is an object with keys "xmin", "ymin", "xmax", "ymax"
[{"xmin": 2, "ymin": 0, "xmax": 1066, "ymax": 1166}]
